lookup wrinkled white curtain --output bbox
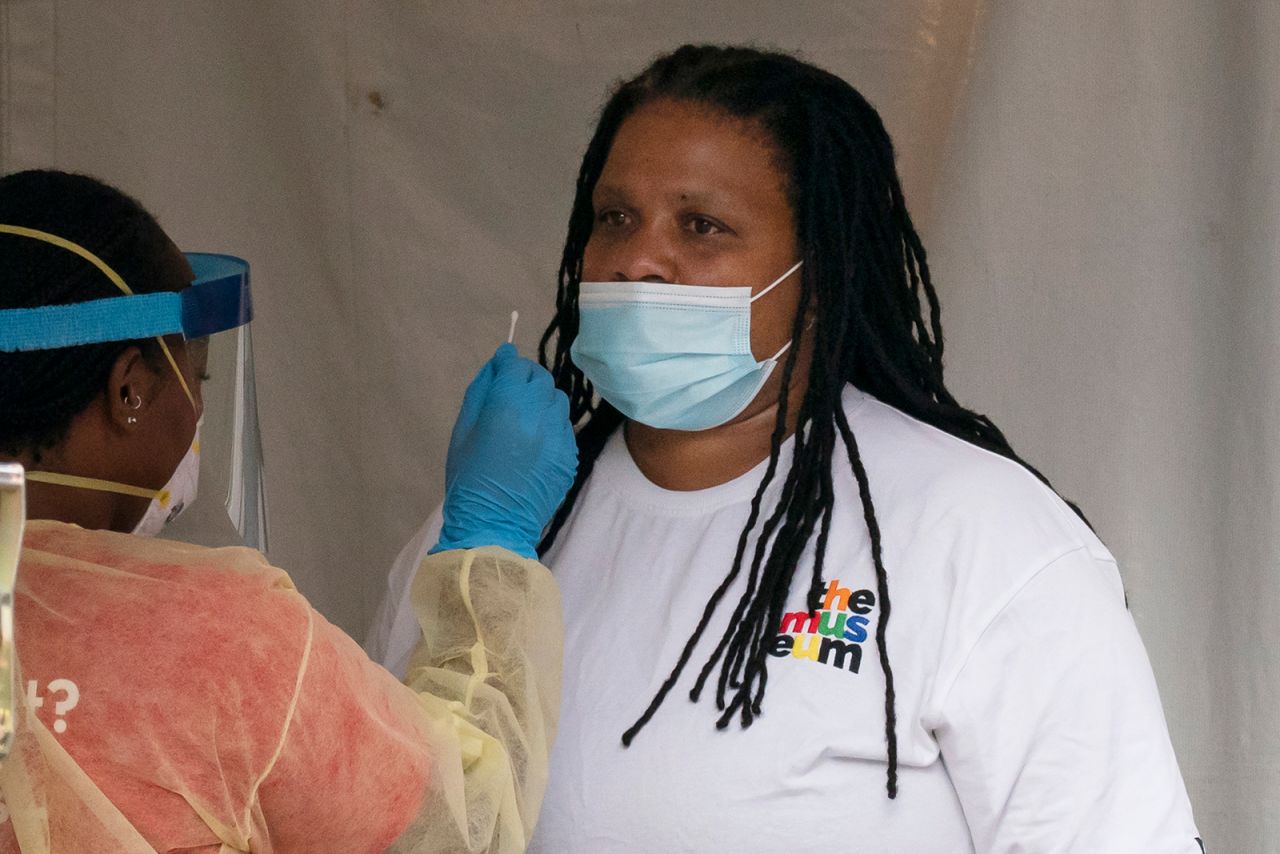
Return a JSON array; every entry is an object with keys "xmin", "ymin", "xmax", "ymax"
[{"xmin": 1, "ymin": 2, "xmax": 1273, "ymax": 847}]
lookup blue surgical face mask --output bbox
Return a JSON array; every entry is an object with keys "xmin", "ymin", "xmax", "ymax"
[{"xmin": 570, "ymin": 260, "xmax": 804, "ymax": 431}]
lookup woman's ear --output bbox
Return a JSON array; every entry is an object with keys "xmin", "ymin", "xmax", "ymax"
[
  {"xmin": 106, "ymin": 346, "xmax": 163, "ymax": 432},
  {"xmin": 802, "ymin": 294, "xmax": 819, "ymax": 330}
]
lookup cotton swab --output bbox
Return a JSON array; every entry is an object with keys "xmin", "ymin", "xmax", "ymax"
[{"xmin": 507, "ymin": 310, "xmax": 519, "ymax": 344}]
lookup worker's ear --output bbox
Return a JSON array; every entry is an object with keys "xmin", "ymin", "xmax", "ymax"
[{"xmin": 105, "ymin": 346, "xmax": 166, "ymax": 433}]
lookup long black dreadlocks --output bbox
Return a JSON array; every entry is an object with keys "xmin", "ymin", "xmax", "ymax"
[
  {"xmin": 0, "ymin": 170, "xmax": 179, "ymax": 462},
  {"xmin": 537, "ymin": 45, "xmax": 1087, "ymax": 799}
]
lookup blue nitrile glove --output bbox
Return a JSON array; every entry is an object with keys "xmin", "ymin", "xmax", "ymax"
[{"xmin": 431, "ymin": 343, "xmax": 578, "ymax": 559}]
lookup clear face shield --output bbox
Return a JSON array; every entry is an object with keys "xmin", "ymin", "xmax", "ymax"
[
  {"xmin": 0, "ymin": 226, "xmax": 268, "ymax": 553},
  {"xmin": 161, "ymin": 254, "xmax": 269, "ymax": 552}
]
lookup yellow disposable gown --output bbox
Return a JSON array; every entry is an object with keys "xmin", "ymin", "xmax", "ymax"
[{"xmin": 0, "ymin": 521, "xmax": 562, "ymax": 853}]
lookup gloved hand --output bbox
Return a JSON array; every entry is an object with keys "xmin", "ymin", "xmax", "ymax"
[{"xmin": 431, "ymin": 343, "xmax": 578, "ymax": 559}]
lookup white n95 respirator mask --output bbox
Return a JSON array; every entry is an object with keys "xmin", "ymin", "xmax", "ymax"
[{"xmin": 131, "ymin": 426, "xmax": 201, "ymax": 537}]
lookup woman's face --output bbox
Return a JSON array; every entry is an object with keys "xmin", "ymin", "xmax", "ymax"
[{"xmin": 582, "ymin": 98, "xmax": 803, "ymax": 375}]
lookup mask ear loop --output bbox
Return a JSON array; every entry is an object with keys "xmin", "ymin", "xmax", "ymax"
[
  {"xmin": 767, "ymin": 315, "xmax": 816, "ymax": 363},
  {"xmin": 23, "ymin": 471, "xmax": 170, "ymax": 506},
  {"xmin": 0, "ymin": 224, "xmax": 197, "ymax": 412},
  {"xmin": 747, "ymin": 260, "xmax": 807, "ymax": 362},
  {"xmin": 155, "ymin": 342, "xmax": 198, "ymax": 414},
  {"xmin": 749, "ymin": 259, "xmax": 804, "ymax": 304}
]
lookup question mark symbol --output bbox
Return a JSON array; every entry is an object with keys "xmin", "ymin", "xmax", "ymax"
[{"xmin": 47, "ymin": 679, "xmax": 79, "ymax": 734}]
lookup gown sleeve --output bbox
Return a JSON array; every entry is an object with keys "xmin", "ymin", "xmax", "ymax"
[{"xmin": 255, "ymin": 546, "xmax": 562, "ymax": 853}]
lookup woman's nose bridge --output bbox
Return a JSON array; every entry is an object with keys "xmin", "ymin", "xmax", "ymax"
[{"xmin": 614, "ymin": 218, "xmax": 676, "ymax": 282}]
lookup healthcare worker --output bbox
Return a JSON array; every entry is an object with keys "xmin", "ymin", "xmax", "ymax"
[
  {"xmin": 0, "ymin": 168, "xmax": 576, "ymax": 853},
  {"xmin": 371, "ymin": 45, "xmax": 1205, "ymax": 852}
]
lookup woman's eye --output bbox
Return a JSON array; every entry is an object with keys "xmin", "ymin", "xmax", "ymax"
[
  {"xmin": 688, "ymin": 217, "xmax": 724, "ymax": 236},
  {"xmin": 598, "ymin": 209, "xmax": 629, "ymax": 227}
]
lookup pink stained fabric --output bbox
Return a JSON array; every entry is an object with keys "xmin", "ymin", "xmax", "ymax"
[{"xmin": 0, "ymin": 520, "xmax": 433, "ymax": 852}]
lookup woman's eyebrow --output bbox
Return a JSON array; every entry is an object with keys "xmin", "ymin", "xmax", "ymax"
[
  {"xmin": 593, "ymin": 183, "xmax": 733, "ymax": 207},
  {"xmin": 672, "ymin": 189, "xmax": 725, "ymax": 206},
  {"xmin": 592, "ymin": 183, "xmax": 628, "ymax": 203}
]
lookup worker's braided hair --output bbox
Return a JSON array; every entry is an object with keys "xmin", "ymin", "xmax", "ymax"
[
  {"xmin": 538, "ymin": 45, "xmax": 1086, "ymax": 798},
  {"xmin": 0, "ymin": 169, "xmax": 177, "ymax": 463}
]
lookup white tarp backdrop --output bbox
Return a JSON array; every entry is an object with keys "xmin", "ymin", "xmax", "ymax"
[{"xmin": 1, "ymin": 1, "xmax": 1274, "ymax": 848}]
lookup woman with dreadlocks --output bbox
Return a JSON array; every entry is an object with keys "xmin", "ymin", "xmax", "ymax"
[{"xmin": 373, "ymin": 45, "xmax": 1201, "ymax": 851}]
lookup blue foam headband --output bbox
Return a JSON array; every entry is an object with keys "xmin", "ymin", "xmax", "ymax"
[{"xmin": 0, "ymin": 252, "xmax": 252, "ymax": 352}]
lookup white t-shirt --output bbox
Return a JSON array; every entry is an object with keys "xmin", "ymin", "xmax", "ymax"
[{"xmin": 368, "ymin": 386, "xmax": 1202, "ymax": 853}]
